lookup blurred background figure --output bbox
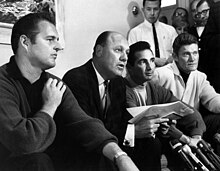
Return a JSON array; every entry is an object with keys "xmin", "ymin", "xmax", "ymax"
[
  {"xmin": 171, "ymin": 7, "xmax": 189, "ymax": 35},
  {"xmin": 202, "ymin": 0, "xmax": 220, "ymax": 94},
  {"xmin": 188, "ymin": 0, "xmax": 210, "ymax": 72},
  {"xmin": 159, "ymin": 15, "xmax": 168, "ymax": 24},
  {"xmin": 172, "ymin": 19, "xmax": 189, "ymax": 34},
  {"xmin": 171, "ymin": 7, "xmax": 189, "ymax": 23}
]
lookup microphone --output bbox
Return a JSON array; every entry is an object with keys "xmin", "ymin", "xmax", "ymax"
[
  {"xmin": 191, "ymin": 146, "xmax": 216, "ymax": 171},
  {"xmin": 169, "ymin": 139, "xmax": 195, "ymax": 171},
  {"xmin": 182, "ymin": 144, "xmax": 209, "ymax": 171},
  {"xmin": 197, "ymin": 140, "xmax": 220, "ymax": 170}
]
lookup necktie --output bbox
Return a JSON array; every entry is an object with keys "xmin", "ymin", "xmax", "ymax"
[
  {"xmin": 102, "ymin": 80, "xmax": 110, "ymax": 119},
  {"xmin": 152, "ymin": 23, "xmax": 160, "ymax": 58}
]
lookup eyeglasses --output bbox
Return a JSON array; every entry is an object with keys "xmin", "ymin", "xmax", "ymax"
[{"xmin": 195, "ymin": 8, "xmax": 210, "ymax": 18}]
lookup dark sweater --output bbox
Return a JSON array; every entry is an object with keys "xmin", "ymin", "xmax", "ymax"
[{"xmin": 0, "ymin": 56, "xmax": 117, "ymax": 167}]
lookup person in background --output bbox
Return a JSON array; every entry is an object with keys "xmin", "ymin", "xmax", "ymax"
[
  {"xmin": 63, "ymin": 31, "xmax": 167, "ymax": 171},
  {"xmin": 188, "ymin": 0, "xmax": 210, "ymax": 72},
  {"xmin": 128, "ymin": 0, "xmax": 177, "ymax": 67},
  {"xmin": 171, "ymin": 7, "xmax": 189, "ymax": 23},
  {"xmin": 189, "ymin": 0, "xmax": 201, "ymax": 27},
  {"xmin": 172, "ymin": 19, "xmax": 189, "ymax": 35},
  {"xmin": 202, "ymin": 0, "xmax": 220, "ymax": 94},
  {"xmin": 159, "ymin": 15, "xmax": 168, "ymax": 24},
  {"xmin": 125, "ymin": 41, "xmax": 205, "ymax": 171},
  {"xmin": 0, "ymin": 13, "xmax": 138, "ymax": 171},
  {"xmin": 153, "ymin": 33, "xmax": 220, "ymax": 155},
  {"xmin": 171, "ymin": 7, "xmax": 189, "ymax": 35}
]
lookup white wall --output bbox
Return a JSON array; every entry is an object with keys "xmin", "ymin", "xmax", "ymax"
[{"xmin": 50, "ymin": 0, "xmax": 144, "ymax": 77}]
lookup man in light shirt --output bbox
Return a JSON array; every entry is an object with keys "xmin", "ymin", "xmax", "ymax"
[
  {"xmin": 128, "ymin": 0, "xmax": 177, "ymax": 67},
  {"xmin": 153, "ymin": 33, "xmax": 220, "ymax": 154}
]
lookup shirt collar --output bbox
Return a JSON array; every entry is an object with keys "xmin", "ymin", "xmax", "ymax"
[
  {"xmin": 144, "ymin": 19, "xmax": 159, "ymax": 27},
  {"xmin": 8, "ymin": 56, "xmax": 24, "ymax": 80},
  {"xmin": 8, "ymin": 55, "xmax": 47, "ymax": 84},
  {"xmin": 92, "ymin": 61, "xmax": 105, "ymax": 85},
  {"xmin": 171, "ymin": 61, "xmax": 181, "ymax": 76},
  {"xmin": 125, "ymin": 72, "xmax": 147, "ymax": 89},
  {"xmin": 171, "ymin": 61, "xmax": 197, "ymax": 77}
]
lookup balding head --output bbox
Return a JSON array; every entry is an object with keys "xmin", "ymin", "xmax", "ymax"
[{"xmin": 92, "ymin": 31, "xmax": 129, "ymax": 80}]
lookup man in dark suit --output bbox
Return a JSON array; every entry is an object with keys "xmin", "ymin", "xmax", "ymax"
[
  {"xmin": 63, "ymin": 31, "xmax": 166, "ymax": 171},
  {"xmin": 202, "ymin": 0, "xmax": 220, "ymax": 93},
  {"xmin": 188, "ymin": 0, "xmax": 210, "ymax": 72}
]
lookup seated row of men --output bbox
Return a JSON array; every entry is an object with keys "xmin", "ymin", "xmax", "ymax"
[{"xmin": 0, "ymin": 12, "xmax": 220, "ymax": 171}]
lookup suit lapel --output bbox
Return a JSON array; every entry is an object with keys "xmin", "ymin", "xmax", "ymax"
[{"xmin": 87, "ymin": 61, "xmax": 106, "ymax": 118}]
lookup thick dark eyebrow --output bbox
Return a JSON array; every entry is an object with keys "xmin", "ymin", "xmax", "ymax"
[{"xmin": 46, "ymin": 35, "xmax": 59, "ymax": 41}]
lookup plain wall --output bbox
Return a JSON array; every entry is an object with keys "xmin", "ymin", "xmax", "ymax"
[{"xmin": 49, "ymin": 0, "xmax": 144, "ymax": 77}]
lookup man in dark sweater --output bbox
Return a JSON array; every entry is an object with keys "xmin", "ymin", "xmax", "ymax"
[{"xmin": 0, "ymin": 13, "xmax": 138, "ymax": 171}]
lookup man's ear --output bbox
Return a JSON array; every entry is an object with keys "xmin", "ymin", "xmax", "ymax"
[
  {"xmin": 19, "ymin": 35, "xmax": 30, "ymax": 50},
  {"xmin": 173, "ymin": 52, "xmax": 178, "ymax": 62},
  {"xmin": 95, "ymin": 44, "xmax": 103, "ymax": 57}
]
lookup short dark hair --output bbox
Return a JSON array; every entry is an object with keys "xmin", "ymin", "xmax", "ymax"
[
  {"xmin": 11, "ymin": 12, "xmax": 55, "ymax": 54},
  {"xmin": 190, "ymin": 0, "xmax": 200, "ymax": 11},
  {"xmin": 173, "ymin": 33, "xmax": 198, "ymax": 55},
  {"xmin": 143, "ymin": 0, "xmax": 161, "ymax": 7},
  {"xmin": 197, "ymin": 0, "xmax": 210, "ymax": 8},
  {"xmin": 128, "ymin": 41, "xmax": 153, "ymax": 66}
]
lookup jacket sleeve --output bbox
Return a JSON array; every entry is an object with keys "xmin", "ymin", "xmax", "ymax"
[
  {"xmin": 176, "ymin": 101, "xmax": 206, "ymax": 137},
  {"xmin": 54, "ymin": 86, "xmax": 117, "ymax": 153}
]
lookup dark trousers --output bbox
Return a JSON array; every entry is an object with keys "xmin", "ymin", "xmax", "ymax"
[{"xmin": 1, "ymin": 153, "xmax": 54, "ymax": 171}]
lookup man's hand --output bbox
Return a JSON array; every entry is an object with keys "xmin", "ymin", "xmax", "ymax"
[
  {"xmin": 135, "ymin": 116, "xmax": 169, "ymax": 138},
  {"xmin": 189, "ymin": 135, "xmax": 202, "ymax": 147},
  {"xmin": 41, "ymin": 78, "xmax": 66, "ymax": 117}
]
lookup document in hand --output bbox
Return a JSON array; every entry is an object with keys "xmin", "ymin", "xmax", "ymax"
[{"xmin": 127, "ymin": 101, "xmax": 194, "ymax": 124}]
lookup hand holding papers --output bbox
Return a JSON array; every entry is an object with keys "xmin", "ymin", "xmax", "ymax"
[{"xmin": 127, "ymin": 101, "xmax": 194, "ymax": 124}]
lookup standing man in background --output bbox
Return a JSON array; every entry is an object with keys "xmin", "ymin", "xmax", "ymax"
[
  {"xmin": 188, "ymin": 0, "xmax": 210, "ymax": 72},
  {"xmin": 202, "ymin": 0, "xmax": 220, "ymax": 93},
  {"xmin": 128, "ymin": 0, "xmax": 177, "ymax": 67}
]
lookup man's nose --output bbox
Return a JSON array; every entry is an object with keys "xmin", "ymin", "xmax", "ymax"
[
  {"xmin": 189, "ymin": 54, "xmax": 195, "ymax": 61},
  {"xmin": 146, "ymin": 63, "xmax": 152, "ymax": 71},
  {"xmin": 120, "ymin": 52, "xmax": 128, "ymax": 62},
  {"xmin": 150, "ymin": 9, "xmax": 154, "ymax": 15},
  {"xmin": 54, "ymin": 41, "xmax": 64, "ymax": 52}
]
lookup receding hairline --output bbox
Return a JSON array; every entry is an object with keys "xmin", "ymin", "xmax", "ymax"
[
  {"xmin": 190, "ymin": 0, "xmax": 201, "ymax": 10},
  {"xmin": 104, "ymin": 31, "xmax": 126, "ymax": 45}
]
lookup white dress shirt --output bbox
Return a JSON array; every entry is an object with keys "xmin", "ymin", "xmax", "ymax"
[{"xmin": 128, "ymin": 19, "xmax": 178, "ymax": 59}]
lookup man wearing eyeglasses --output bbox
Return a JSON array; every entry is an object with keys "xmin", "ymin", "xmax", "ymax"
[
  {"xmin": 188, "ymin": 0, "xmax": 210, "ymax": 73},
  {"xmin": 202, "ymin": 0, "xmax": 220, "ymax": 93}
]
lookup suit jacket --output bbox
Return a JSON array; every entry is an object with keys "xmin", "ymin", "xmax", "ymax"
[
  {"xmin": 188, "ymin": 26, "xmax": 207, "ymax": 73},
  {"xmin": 63, "ymin": 59, "xmax": 130, "ymax": 145},
  {"xmin": 202, "ymin": 1, "xmax": 220, "ymax": 93}
]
